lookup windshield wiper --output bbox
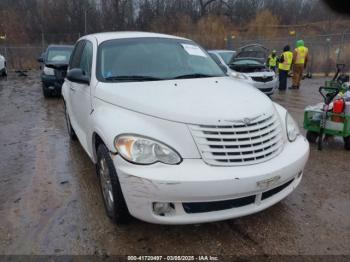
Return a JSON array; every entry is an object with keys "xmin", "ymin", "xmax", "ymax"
[
  {"xmin": 173, "ymin": 73, "xmax": 218, "ymax": 79},
  {"xmin": 104, "ymin": 75, "xmax": 164, "ymax": 82}
]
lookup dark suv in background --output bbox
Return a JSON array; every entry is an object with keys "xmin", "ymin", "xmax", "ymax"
[{"xmin": 38, "ymin": 45, "xmax": 73, "ymax": 97}]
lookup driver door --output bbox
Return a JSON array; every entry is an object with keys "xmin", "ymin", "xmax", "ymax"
[{"xmin": 69, "ymin": 40, "xmax": 93, "ymax": 151}]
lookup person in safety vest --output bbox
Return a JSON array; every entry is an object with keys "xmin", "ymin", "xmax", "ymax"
[
  {"xmin": 291, "ymin": 40, "xmax": 309, "ymax": 89},
  {"xmin": 278, "ymin": 45, "xmax": 293, "ymax": 91},
  {"xmin": 267, "ymin": 50, "xmax": 278, "ymax": 72}
]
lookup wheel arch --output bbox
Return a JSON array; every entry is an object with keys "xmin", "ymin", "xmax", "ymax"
[{"xmin": 92, "ymin": 131, "xmax": 115, "ymax": 164}]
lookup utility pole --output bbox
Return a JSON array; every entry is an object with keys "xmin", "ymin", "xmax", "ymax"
[
  {"xmin": 41, "ymin": 32, "xmax": 45, "ymax": 52},
  {"xmin": 84, "ymin": 9, "xmax": 87, "ymax": 35}
]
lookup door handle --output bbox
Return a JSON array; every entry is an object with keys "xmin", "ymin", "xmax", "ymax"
[{"xmin": 70, "ymin": 86, "xmax": 76, "ymax": 92}]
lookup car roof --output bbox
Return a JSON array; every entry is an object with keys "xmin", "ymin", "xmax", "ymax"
[{"xmin": 81, "ymin": 31, "xmax": 188, "ymax": 45}]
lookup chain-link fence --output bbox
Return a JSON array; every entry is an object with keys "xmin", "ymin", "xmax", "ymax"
[
  {"xmin": 1, "ymin": 32, "xmax": 350, "ymax": 74},
  {"xmin": 0, "ymin": 46, "xmax": 43, "ymax": 70},
  {"xmin": 0, "ymin": 33, "xmax": 79, "ymax": 70}
]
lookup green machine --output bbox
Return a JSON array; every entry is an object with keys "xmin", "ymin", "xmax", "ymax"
[{"xmin": 304, "ymin": 64, "xmax": 350, "ymax": 150}]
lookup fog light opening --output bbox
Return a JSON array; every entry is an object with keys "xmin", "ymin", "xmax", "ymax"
[{"xmin": 153, "ymin": 202, "xmax": 176, "ymax": 217}]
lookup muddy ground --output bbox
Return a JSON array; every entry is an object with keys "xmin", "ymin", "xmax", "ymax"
[{"xmin": 0, "ymin": 71, "xmax": 349, "ymax": 256}]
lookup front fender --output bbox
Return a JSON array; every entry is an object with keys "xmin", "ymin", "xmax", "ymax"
[
  {"xmin": 90, "ymin": 98, "xmax": 201, "ymax": 163},
  {"xmin": 61, "ymin": 80, "xmax": 70, "ymax": 99}
]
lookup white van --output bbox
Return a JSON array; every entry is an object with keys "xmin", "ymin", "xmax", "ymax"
[{"xmin": 62, "ymin": 32, "xmax": 309, "ymax": 224}]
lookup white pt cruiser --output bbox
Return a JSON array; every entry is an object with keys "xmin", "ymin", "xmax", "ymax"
[{"xmin": 62, "ymin": 32, "xmax": 309, "ymax": 225}]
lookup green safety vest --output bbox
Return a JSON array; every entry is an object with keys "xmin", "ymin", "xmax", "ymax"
[
  {"xmin": 268, "ymin": 55, "xmax": 277, "ymax": 67},
  {"xmin": 278, "ymin": 51, "xmax": 293, "ymax": 71}
]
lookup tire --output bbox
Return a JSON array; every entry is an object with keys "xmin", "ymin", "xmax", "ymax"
[
  {"xmin": 64, "ymin": 103, "xmax": 76, "ymax": 140},
  {"xmin": 306, "ymin": 131, "xmax": 318, "ymax": 143},
  {"xmin": 1, "ymin": 68, "xmax": 7, "ymax": 79},
  {"xmin": 344, "ymin": 136, "xmax": 350, "ymax": 150},
  {"xmin": 96, "ymin": 143, "xmax": 130, "ymax": 224},
  {"xmin": 42, "ymin": 84, "xmax": 51, "ymax": 98}
]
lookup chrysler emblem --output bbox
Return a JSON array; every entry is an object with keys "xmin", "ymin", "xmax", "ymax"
[
  {"xmin": 243, "ymin": 118, "xmax": 252, "ymax": 125},
  {"xmin": 224, "ymin": 115, "xmax": 262, "ymax": 125}
]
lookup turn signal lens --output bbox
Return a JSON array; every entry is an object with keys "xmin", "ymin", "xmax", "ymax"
[{"xmin": 286, "ymin": 112, "xmax": 300, "ymax": 142}]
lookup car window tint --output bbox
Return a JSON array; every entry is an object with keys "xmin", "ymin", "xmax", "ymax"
[
  {"xmin": 80, "ymin": 41, "xmax": 93, "ymax": 77},
  {"xmin": 69, "ymin": 41, "xmax": 86, "ymax": 69}
]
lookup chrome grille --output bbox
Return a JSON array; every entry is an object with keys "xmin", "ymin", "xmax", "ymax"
[{"xmin": 189, "ymin": 114, "xmax": 284, "ymax": 166}]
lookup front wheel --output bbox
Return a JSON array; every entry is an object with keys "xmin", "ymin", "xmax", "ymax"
[
  {"xmin": 306, "ymin": 131, "xmax": 318, "ymax": 143},
  {"xmin": 344, "ymin": 136, "xmax": 350, "ymax": 150},
  {"xmin": 96, "ymin": 144, "xmax": 130, "ymax": 224},
  {"xmin": 1, "ymin": 69, "xmax": 7, "ymax": 77},
  {"xmin": 64, "ymin": 103, "xmax": 76, "ymax": 140},
  {"xmin": 42, "ymin": 84, "xmax": 51, "ymax": 98}
]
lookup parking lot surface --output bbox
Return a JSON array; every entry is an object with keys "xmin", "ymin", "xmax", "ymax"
[{"xmin": 0, "ymin": 72, "xmax": 349, "ymax": 256}]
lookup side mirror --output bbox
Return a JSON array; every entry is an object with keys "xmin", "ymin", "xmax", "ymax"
[
  {"xmin": 37, "ymin": 57, "xmax": 44, "ymax": 63},
  {"xmin": 67, "ymin": 68, "xmax": 90, "ymax": 85}
]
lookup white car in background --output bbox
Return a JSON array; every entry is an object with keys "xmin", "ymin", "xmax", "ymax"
[
  {"xmin": 209, "ymin": 45, "xmax": 278, "ymax": 96},
  {"xmin": 63, "ymin": 32, "xmax": 309, "ymax": 225},
  {"xmin": 0, "ymin": 54, "xmax": 7, "ymax": 77},
  {"xmin": 208, "ymin": 49, "xmax": 236, "ymax": 66}
]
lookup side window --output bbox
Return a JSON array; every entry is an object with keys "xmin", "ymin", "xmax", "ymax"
[
  {"xmin": 79, "ymin": 41, "xmax": 93, "ymax": 77},
  {"xmin": 69, "ymin": 41, "xmax": 86, "ymax": 69}
]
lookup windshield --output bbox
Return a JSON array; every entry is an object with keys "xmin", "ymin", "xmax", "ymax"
[
  {"xmin": 47, "ymin": 48, "xmax": 73, "ymax": 64},
  {"xmin": 97, "ymin": 38, "xmax": 225, "ymax": 82},
  {"xmin": 218, "ymin": 51, "xmax": 235, "ymax": 65}
]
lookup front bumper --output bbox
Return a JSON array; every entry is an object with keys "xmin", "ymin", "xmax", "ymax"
[
  {"xmin": 113, "ymin": 136, "xmax": 309, "ymax": 224},
  {"xmin": 249, "ymin": 78, "xmax": 278, "ymax": 95},
  {"xmin": 41, "ymin": 74, "xmax": 62, "ymax": 90}
]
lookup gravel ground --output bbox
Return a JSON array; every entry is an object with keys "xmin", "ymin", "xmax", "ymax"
[{"xmin": 0, "ymin": 71, "xmax": 349, "ymax": 257}]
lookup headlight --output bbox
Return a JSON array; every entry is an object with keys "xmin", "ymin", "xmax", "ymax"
[
  {"xmin": 230, "ymin": 71, "xmax": 250, "ymax": 80},
  {"xmin": 286, "ymin": 113, "xmax": 300, "ymax": 142},
  {"xmin": 114, "ymin": 135, "xmax": 182, "ymax": 165},
  {"xmin": 43, "ymin": 66, "xmax": 55, "ymax": 76}
]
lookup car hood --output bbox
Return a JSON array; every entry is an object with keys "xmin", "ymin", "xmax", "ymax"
[
  {"xmin": 45, "ymin": 61, "xmax": 69, "ymax": 70},
  {"xmin": 94, "ymin": 77, "xmax": 275, "ymax": 125}
]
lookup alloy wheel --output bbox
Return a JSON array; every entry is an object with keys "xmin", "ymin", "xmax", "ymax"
[{"xmin": 99, "ymin": 157, "xmax": 115, "ymax": 213}]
